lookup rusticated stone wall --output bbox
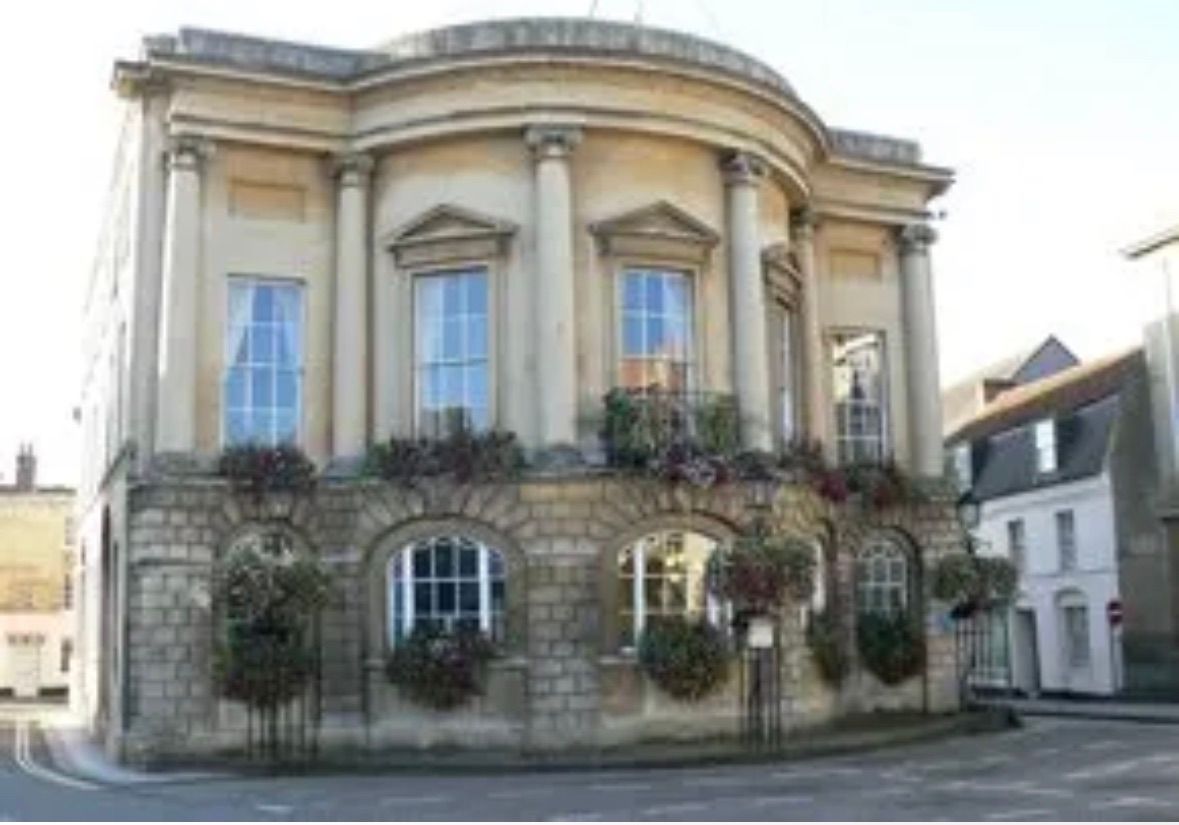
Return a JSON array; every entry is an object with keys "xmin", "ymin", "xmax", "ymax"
[{"xmin": 116, "ymin": 471, "xmax": 963, "ymax": 762}]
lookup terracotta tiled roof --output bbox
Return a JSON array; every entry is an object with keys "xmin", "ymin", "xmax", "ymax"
[{"xmin": 947, "ymin": 348, "xmax": 1142, "ymax": 444}]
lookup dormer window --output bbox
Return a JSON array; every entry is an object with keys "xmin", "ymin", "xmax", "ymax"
[{"xmin": 1035, "ymin": 418, "xmax": 1057, "ymax": 474}]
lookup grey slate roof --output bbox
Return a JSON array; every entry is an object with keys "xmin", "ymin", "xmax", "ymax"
[{"xmin": 970, "ymin": 393, "xmax": 1119, "ymax": 502}]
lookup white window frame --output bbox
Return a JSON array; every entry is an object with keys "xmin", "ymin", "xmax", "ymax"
[
  {"xmin": 1007, "ymin": 518, "xmax": 1027, "ymax": 574},
  {"xmin": 1061, "ymin": 599, "xmax": 1091, "ymax": 668},
  {"xmin": 411, "ymin": 266, "xmax": 492, "ymax": 437},
  {"xmin": 774, "ymin": 301, "xmax": 800, "ymax": 445},
  {"xmin": 222, "ymin": 275, "xmax": 305, "ymax": 447},
  {"xmin": 619, "ymin": 531, "xmax": 721, "ymax": 651},
  {"xmin": 831, "ymin": 329, "xmax": 889, "ymax": 466},
  {"xmin": 386, "ymin": 537, "xmax": 504, "ymax": 648},
  {"xmin": 616, "ymin": 267, "xmax": 696, "ymax": 393},
  {"xmin": 1035, "ymin": 418, "xmax": 1057, "ymax": 474},
  {"xmin": 1056, "ymin": 509, "xmax": 1077, "ymax": 572},
  {"xmin": 855, "ymin": 536, "xmax": 909, "ymax": 615}
]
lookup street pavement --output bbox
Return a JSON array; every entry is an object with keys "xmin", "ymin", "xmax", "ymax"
[{"xmin": 3, "ymin": 716, "xmax": 1179, "ymax": 820}]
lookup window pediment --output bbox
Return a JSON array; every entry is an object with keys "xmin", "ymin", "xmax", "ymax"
[
  {"xmin": 763, "ymin": 242, "xmax": 802, "ymax": 306},
  {"xmin": 385, "ymin": 204, "xmax": 517, "ymax": 267},
  {"xmin": 590, "ymin": 201, "xmax": 719, "ymax": 262}
]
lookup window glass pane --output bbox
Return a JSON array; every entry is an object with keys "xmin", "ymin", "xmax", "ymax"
[
  {"xmin": 250, "ymin": 326, "xmax": 274, "ymax": 362},
  {"xmin": 251, "ymin": 409, "xmax": 273, "ymax": 442},
  {"xmin": 253, "ymin": 285, "xmax": 274, "ymax": 323},
  {"xmin": 466, "ymin": 272, "xmax": 487, "ymax": 315},
  {"xmin": 436, "ymin": 581, "xmax": 456, "ymax": 612},
  {"xmin": 459, "ymin": 546, "xmax": 478, "ymax": 577},
  {"xmin": 226, "ymin": 368, "xmax": 248, "ymax": 408},
  {"xmin": 468, "ymin": 316, "xmax": 488, "ymax": 359},
  {"xmin": 443, "ymin": 317, "xmax": 463, "ymax": 360},
  {"xmin": 622, "ymin": 317, "xmax": 644, "ymax": 356},
  {"xmin": 275, "ymin": 370, "xmax": 298, "ymax": 408},
  {"xmin": 226, "ymin": 410, "xmax": 249, "ymax": 445},
  {"xmin": 414, "ymin": 583, "xmax": 433, "ymax": 614},
  {"xmin": 434, "ymin": 540, "xmax": 454, "ymax": 578},
  {"xmin": 413, "ymin": 546, "xmax": 431, "ymax": 578},
  {"xmin": 459, "ymin": 582, "xmax": 479, "ymax": 612},
  {"xmin": 644, "ymin": 273, "xmax": 663, "ymax": 313},
  {"xmin": 624, "ymin": 274, "xmax": 644, "ymax": 310},
  {"xmin": 274, "ymin": 410, "xmax": 296, "ymax": 444}
]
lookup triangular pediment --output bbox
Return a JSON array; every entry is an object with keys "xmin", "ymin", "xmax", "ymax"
[
  {"xmin": 385, "ymin": 204, "xmax": 517, "ymax": 250},
  {"xmin": 590, "ymin": 201, "xmax": 720, "ymax": 248}
]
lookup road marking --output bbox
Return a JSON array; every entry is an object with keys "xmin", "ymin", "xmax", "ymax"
[
  {"xmin": 642, "ymin": 801, "xmax": 708, "ymax": 816},
  {"xmin": 547, "ymin": 813, "xmax": 603, "ymax": 821},
  {"xmin": 1093, "ymin": 796, "xmax": 1173, "ymax": 810},
  {"xmin": 489, "ymin": 788, "xmax": 553, "ymax": 800},
  {"xmin": 1066, "ymin": 753, "xmax": 1179, "ymax": 781},
  {"xmin": 254, "ymin": 804, "xmax": 293, "ymax": 815},
  {"xmin": 692, "ymin": 775, "xmax": 747, "ymax": 787},
  {"xmin": 12, "ymin": 722, "xmax": 98, "ymax": 792},
  {"xmin": 748, "ymin": 794, "xmax": 814, "ymax": 807},
  {"xmin": 984, "ymin": 809, "xmax": 1052, "ymax": 820},
  {"xmin": 379, "ymin": 794, "xmax": 449, "ymax": 806},
  {"xmin": 588, "ymin": 782, "xmax": 652, "ymax": 792}
]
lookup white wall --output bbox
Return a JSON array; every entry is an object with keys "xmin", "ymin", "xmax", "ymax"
[
  {"xmin": 0, "ymin": 613, "xmax": 72, "ymax": 697},
  {"xmin": 977, "ymin": 474, "xmax": 1123, "ymax": 695}
]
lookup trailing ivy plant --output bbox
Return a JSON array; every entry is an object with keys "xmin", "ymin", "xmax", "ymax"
[
  {"xmin": 212, "ymin": 539, "xmax": 333, "ymax": 709},
  {"xmin": 811, "ymin": 460, "xmax": 926, "ymax": 511},
  {"xmin": 637, "ymin": 616, "xmax": 731, "ymax": 701},
  {"xmin": 855, "ymin": 610, "xmax": 926, "ymax": 685},
  {"xmin": 710, "ymin": 525, "xmax": 816, "ymax": 616},
  {"xmin": 806, "ymin": 608, "xmax": 850, "ymax": 686},
  {"xmin": 385, "ymin": 627, "xmax": 497, "ymax": 710},
  {"xmin": 217, "ymin": 443, "xmax": 317, "ymax": 500},
  {"xmin": 365, "ymin": 428, "xmax": 524, "ymax": 485}
]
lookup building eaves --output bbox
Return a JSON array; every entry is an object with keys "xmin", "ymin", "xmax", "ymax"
[
  {"xmin": 1122, "ymin": 224, "xmax": 1179, "ymax": 259},
  {"xmin": 948, "ymin": 348, "xmax": 1142, "ymax": 445}
]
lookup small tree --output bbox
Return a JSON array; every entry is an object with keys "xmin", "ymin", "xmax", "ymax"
[{"xmin": 213, "ymin": 536, "xmax": 332, "ymax": 760}]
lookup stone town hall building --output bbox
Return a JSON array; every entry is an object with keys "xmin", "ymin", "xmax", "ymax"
[{"xmin": 77, "ymin": 18, "xmax": 962, "ymax": 761}]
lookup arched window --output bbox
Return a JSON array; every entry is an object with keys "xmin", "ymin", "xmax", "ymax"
[
  {"xmin": 387, "ymin": 536, "xmax": 505, "ymax": 645},
  {"xmin": 618, "ymin": 530, "xmax": 719, "ymax": 649},
  {"xmin": 855, "ymin": 536, "xmax": 909, "ymax": 614}
]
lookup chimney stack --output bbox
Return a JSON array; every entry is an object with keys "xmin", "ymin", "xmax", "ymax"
[{"xmin": 15, "ymin": 443, "xmax": 36, "ymax": 491}]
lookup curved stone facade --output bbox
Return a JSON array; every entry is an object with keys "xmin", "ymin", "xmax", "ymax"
[{"xmin": 79, "ymin": 18, "xmax": 960, "ymax": 761}]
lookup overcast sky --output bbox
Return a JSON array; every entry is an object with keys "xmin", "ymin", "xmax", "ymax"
[{"xmin": 1, "ymin": 0, "xmax": 1175, "ymax": 485}]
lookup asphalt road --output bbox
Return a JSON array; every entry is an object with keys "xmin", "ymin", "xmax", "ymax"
[{"xmin": 3, "ymin": 716, "xmax": 1179, "ymax": 820}]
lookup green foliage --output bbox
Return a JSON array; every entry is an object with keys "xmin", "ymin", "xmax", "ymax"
[
  {"xmin": 385, "ymin": 627, "xmax": 496, "ymax": 710},
  {"xmin": 637, "ymin": 616, "xmax": 731, "ymax": 701},
  {"xmin": 365, "ymin": 429, "xmax": 524, "ymax": 485},
  {"xmin": 212, "ymin": 540, "xmax": 332, "ymax": 708},
  {"xmin": 976, "ymin": 556, "xmax": 1018, "ymax": 603},
  {"xmin": 930, "ymin": 553, "xmax": 981, "ymax": 604},
  {"xmin": 856, "ymin": 611, "xmax": 926, "ymax": 685},
  {"xmin": 806, "ymin": 609, "xmax": 850, "ymax": 686},
  {"xmin": 600, "ymin": 389, "xmax": 740, "ymax": 470},
  {"xmin": 710, "ymin": 526, "xmax": 816, "ymax": 615},
  {"xmin": 930, "ymin": 552, "xmax": 1019, "ymax": 614},
  {"xmin": 217, "ymin": 443, "xmax": 317, "ymax": 498}
]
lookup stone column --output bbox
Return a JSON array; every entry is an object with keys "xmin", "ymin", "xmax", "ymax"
[
  {"xmin": 526, "ymin": 125, "xmax": 582, "ymax": 450},
  {"xmin": 722, "ymin": 151, "xmax": 772, "ymax": 451},
  {"xmin": 791, "ymin": 207, "xmax": 827, "ymax": 450},
  {"xmin": 156, "ymin": 136, "xmax": 210, "ymax": 456},
  {"xmin": 331, "ymin": 153, "xmax": 374, "ymax": 468},
  {"xmin": 899, "ymin": 223, "xmax": 944, "ymax": 478}
]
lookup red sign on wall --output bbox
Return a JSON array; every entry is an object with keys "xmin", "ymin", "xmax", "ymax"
[{"xmin": 1107, "ymin": 599, "xmax": 1124, "ymax": 626}]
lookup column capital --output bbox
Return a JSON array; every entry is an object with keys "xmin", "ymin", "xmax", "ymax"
[
  {"xmin": 165, "ymin": 136, "xmax": 214, "ymax": 172},
  {"xmin": 720, "ymin": 150, "xmax": 766, "ymax": 186},
  {"xmin": 789, "ymin": 206, "xmax": 820, "ymax": 239},
  {"xmin": 898, "ymin": 222, "xmax": 938, "ymax": 254},
  {"xmin": 332, "ymin": 152, "xmax": 375, "ymax": 188},
  {"xmin": 525, "ymin": 125, "xmax": 583, "ymax": 160}
]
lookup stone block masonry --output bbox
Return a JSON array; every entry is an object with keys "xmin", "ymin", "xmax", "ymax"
[{"xmin": 115, "ymin": 472, "xmax": 964, "ymax": 761}]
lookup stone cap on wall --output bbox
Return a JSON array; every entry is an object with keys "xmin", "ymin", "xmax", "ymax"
[{"xmin": 139, "ymin": 19, "xmax": 930, "ymax": 169}]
